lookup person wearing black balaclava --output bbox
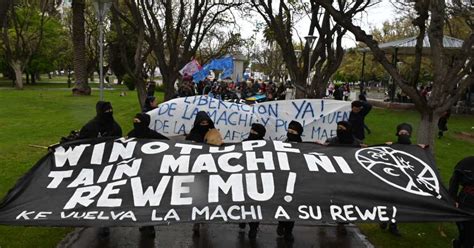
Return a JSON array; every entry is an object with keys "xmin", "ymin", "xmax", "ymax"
[
  {"xmin": 325, "ymin": 121, "xmax": 363, "ymax": 235},
  {"xmin": 127, "ymin": 113, "xmax": 168, "ymax": 140},
  {"xmin": 286, "ymin": 120, "xmax": 303, "ymax": 142},
  {"xmin": 79, "ymin": 101, "xmax": 122, "ymax": 139},
  {"xmin": 395, "ymin": 123, "xmax": 412, "ymax": 145},
  {"xmin": 276, "ymin": 121, "xmax": 303, "ymax": 242},
  {"xmin": 378, "ymin": 123, "xmax": 413, "ymax": 237},
  {"xmin": 77, "ymin": 101, "xmax": 122, "ymax": 238},
  {"xmin": 239, "ymin": 123, "xmax": 266, "ymax": 239},
  {"xmin": 325, "ymin": 121, "xmax": 362, "ymax": 146},
  {"xmin": 449, "ymin": 156, "xmax": 474, "ymax": 248},
  {"xmin": 186, "ymin": 111, "xmax": 215, "ymax": 237},
  {"xmin": 126, "ymin": 113, "xmax": 168, "ymax": 238},
  {"xmin": 186, "ymin": 111, "xmax": 215, "ymax": 143}
]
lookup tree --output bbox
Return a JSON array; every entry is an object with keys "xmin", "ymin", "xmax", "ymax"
[
  {"xmin": 249, "ymin": 1, "xmax": 367, "ymax": 98},
  {"xmin": 1, "ymin": 1, "xmax": 48, "ymax": 89},
  {"xmin": 110, "ymin": 0, "xmax": 153, "ymax": 108},
  {"xmin": 317, "ymin": 0, "xmax": 474, "ymax": 149},
  {"xmin": 138, "ymin": 0, "xmax": 241, "ymax": 101},
  {"xmin": 71, "ymin": 0, "xmax": 90, "ymax": 95}
]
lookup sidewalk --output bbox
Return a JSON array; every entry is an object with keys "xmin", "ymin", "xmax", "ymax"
[{"xmin": 57, "ymin": 223, "xmax": 374, "ymax": 248}]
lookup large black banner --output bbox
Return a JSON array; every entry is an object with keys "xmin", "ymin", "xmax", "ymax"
[{"xmin": 0, "ymin": 138, "xmax": 472, "ymax": 227}]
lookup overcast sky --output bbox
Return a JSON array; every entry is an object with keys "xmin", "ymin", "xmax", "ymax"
[{"xmin": 238, "ymin": 0, "xmax": 397, "ymax": 48}]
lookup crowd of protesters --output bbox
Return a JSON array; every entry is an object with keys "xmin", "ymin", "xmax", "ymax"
[
  {"xmin": 173, "ymin": 77, "xmax": 290, "ymax": 102},
  {"xmin": 54, "ymin": 72, "xmax": 470, "ymax": 246}
]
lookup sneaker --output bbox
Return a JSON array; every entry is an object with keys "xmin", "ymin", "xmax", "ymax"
[{"xmin": 98, "ymin": 227, "xmax": 110, "ymax": 238}]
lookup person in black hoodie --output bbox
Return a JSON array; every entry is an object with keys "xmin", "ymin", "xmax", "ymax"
[
  {"xmin": 325, "ymin": 121, "xmax": 362, "ymax": 146},
  {"xmin": 186, "ymin": 111, "xmax": 215, "ymax": 143},
  {"xmin": 239, "ymin": 123, "xmax": 266, "ymax": 239},
  {"xmin": 79, "ymin": 101, "xmax": 122, "ymax": 139},
  {"xmin": 127, "ymin": 113, "xmax": 168, "ymax": 140},
  {"xmin": 276, "ymin": 121, "xmax": 303, "ymax": 242},
  {"xmin": 126, "ymin": 113, "xmax": 168, "ymax": 237},
  {"xmin": 186, "ymin": 111, "xmax": 215, "ymax": 236},
  {"xmin": 78, "ymin": 101, "xmax": 122, "ymax": 238},
  {"xmin": 348, "ymin": 100, "xmax": 372, "ymax": 141},
  {"xmin": 378, "ymin": 123, "xmax": 414, "ymax": 237},
  {"xmin": 449, "ymin": 156, "xmax": 474, "ymax": 248}
]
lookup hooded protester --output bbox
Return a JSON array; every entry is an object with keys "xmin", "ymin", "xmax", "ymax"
[
  {"xmin": 324, "ymin": 121, "xmax": 363, "ymax": 235},
  {"xmin": 276, "ymin": 121, "xmax": 303, "ymax": 242},
  {"xmin": 395, "ymin": 123, "xmax": 413, "ymax": 145},
  {"xmin": 449, "ymin": 156, "xmax": 474, "ymax": 248},
  {"xmin": 238, "ymin": 123, "xmax": 266, "ymax": 239},
  {"xmin": 378, "ymin": 123, "xmax": 414, "ymax": 237},
  {"xmin": 325, "ymin": 121, "xmax": 362, "ymax": 146},
  {"xmin": 186, "ymin": 111, "xmax": 216, "ymax": 236},
  {"xmin": 186, "ymin": 111, "xmax": 215, "ymax": 143},
  {"xmin": 142, "ymin": 96, "xmax": 158, "ymax": 113},
  {"xmin": 79, "ymin": 101, "xmax": 122, "ymax": 139},
  {"xmin": 126, "ymin": 113, "xmax": 168, "ymax": 237},
  {"xmin": 127, "ymin": 113, "xmax": 168, "ymax": 140},
  {"xmin": 349, "ymin": 100, "xmax": 372, "ymax": 141},
  {"xmin": 77, "ymin": 101, "xmax": 122, "ymax": 238},
  {"xmin": 286, "ymin": 120, "xmax": 303, "ymax": 142},
  {"xmin": 244, "ymin": 123, "xmax": 266, "ymax": 141}
]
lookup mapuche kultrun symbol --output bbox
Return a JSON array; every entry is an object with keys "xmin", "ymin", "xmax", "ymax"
[{"xmin": 355, "ymin": 146, "xmax": 441, "ymax": 199}]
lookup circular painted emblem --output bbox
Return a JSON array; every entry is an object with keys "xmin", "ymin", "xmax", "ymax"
[{"xmin": 355, "ymin": 146, "xmax": 441, "ymax": 198}]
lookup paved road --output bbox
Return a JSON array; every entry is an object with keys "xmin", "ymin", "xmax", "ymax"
[{"xmin": 58, "ymin": 223, "xmax": 373, "ymax": 248}]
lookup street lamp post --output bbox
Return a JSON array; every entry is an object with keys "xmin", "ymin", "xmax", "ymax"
[
  {"xmin": 93, "ymin": 0, "xmax": 112, "ymax": 101},
  {"xmin": 304, "ymin": 35, "xmax": 317, "ymax": 96}
]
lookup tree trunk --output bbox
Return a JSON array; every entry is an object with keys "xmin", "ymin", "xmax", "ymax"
[
  {"xmin": 26, "ymin": 72, "xmax": 30, "ymax": 84},
  {"xmin": 163, "ymin": 73, "xmax": 178, "ymax": 101},
  {"xmin": 417, "ymin": 111, "xmax": 440, "ymax": 152},
  {"xmin": 136, "ymin": 78, "xmax": 147, "ymax": 108},
  {"xmin": 11, "ymin": 61, "xmax": 23, "ymax": 89},
  {"xmin": 71, "ymin": 0, "xmax": 90, "ymax": 96},
  {"xmin": 32, "ymin": 72, "xmax": 37, "ymax": 84}
]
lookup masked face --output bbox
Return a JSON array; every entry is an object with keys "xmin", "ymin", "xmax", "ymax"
[
  {"xmin": 133, "ymin": 118, "xmax": 147, "ymax": 130},
  {"xmin": 286, "ymin": 128, "xmax": 302, "ymax": 142},
  {"xmin": 397, "ymin": 134, "xmax": 412, "ymax": 144},
  {"xmin": 101, "ymin": 108, "xmax": 114, "ymax": 122},
  {"xmin": 337, "ymin": 128, "xmax": 353, "ymax": 143}
]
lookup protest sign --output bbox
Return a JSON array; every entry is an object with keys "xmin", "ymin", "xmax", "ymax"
[
  {"xmin": 0, "ymin": 138, "xmax": 471, "ymax": 227},
  {"xmin": 148, "ymin": 96, "xmax": 351, "ymax": 142}
]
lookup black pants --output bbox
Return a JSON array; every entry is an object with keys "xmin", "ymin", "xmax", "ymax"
[
  {"xmin": 456, "ymin": 221, "xmax": 474, "ymax": 248},
  {"xmin": 278, "ymin": 221, "xmax": 294, "ymax": 235}
]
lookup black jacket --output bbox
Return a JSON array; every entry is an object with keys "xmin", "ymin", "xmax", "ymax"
[
  {"xmin": 79, "ymin": 101, "xmax": 122, "ymax": 139},
  {"xmin": 449, "ymin": 156, "xmax": 474, "ymax": 210},
  {"xmin": 349, "ymin": 101, "xmax": 372, "ymax": 140},
  {"xmin": 186, "ymin": 111, "xmax": 215, "ymax": 143},
  {"xmin": 127, "ymin": 113, "xmax": 169, "ymax": 140}
]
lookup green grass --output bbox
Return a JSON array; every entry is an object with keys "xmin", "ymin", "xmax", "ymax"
[
  {"xmin": 0, "ymin": 85, "xmax": 473, "ymax": 247},
  {"xmin": 0, "ymin": 86, "xmax": 162, "ymax": 248}
]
